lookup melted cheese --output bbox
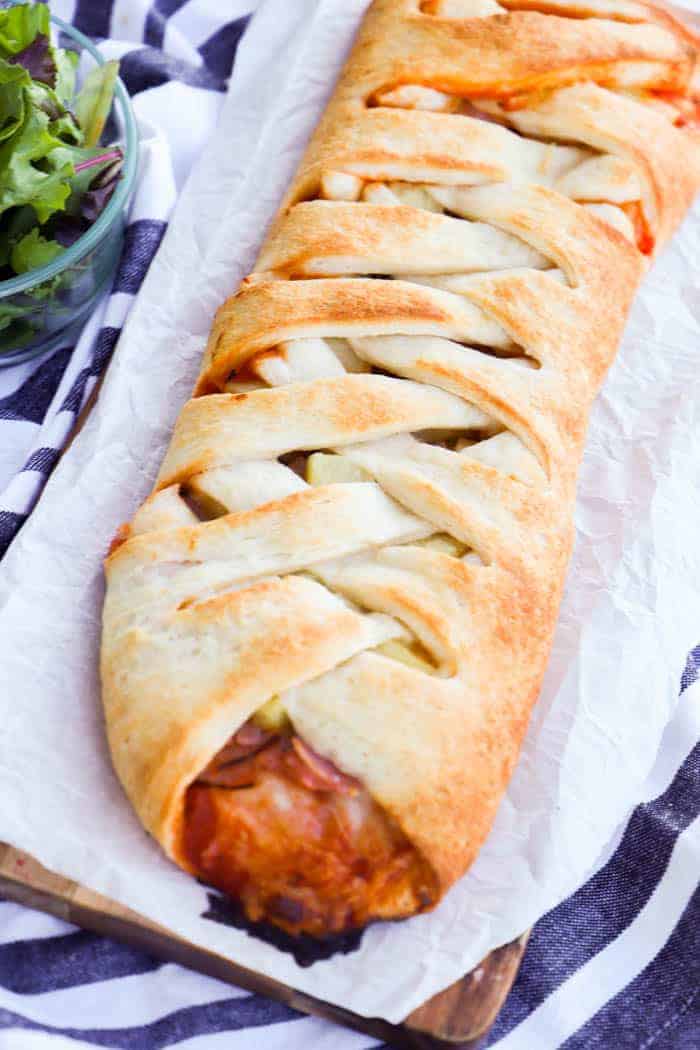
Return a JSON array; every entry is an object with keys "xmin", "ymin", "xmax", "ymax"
[{"xmin": 183, "ymin": 735, "xmax": 436, "ymax": 937}]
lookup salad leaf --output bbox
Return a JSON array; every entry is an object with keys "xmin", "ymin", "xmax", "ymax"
[
  {"xmin": 0, "ymin": 103, "xmax": 73, "ymax": 222},
  {"xmin": 62, "ymin": 145, "xmax": 123, "ymax": 204},
  {"xmin": 0, "ymin": 2, "xmax": 124, "ymax": 356},
  {"xmin": 74, "ymin": 60, "xmax": 119, "ymax": 147},
  {"xmin": 8, "ymin": 32, "xmax": 55, "ymax": 85},
  {"xmin": 0, "ymin": 299, "xmax": 37, "ymax": 351},
  {"xmin": 2, "ymin": 202, "xmax": 36, "ymax": 250},
  {"xmin": 27, "ymin": 79, "xmax": 61, "ymax": 120},
  {"xmin": 48, "ymin": 111, "xmax": 81, "ymax": 145},
  {"xmin": 10, "ymin": 226, "xmax": 63, "ymax": 273},
  {"xmin": 51, "ymin": 148, "xmax": 124, "ymax": 243},
  {"xmin": 0, "ymin": 60, "xmax": 28, "ymax": 144},
  {"xmin": 0, "ymin": 298, "xmax": 34, "ymax": 329},
  {"xmin": 0, "ymin": 3, "xmax": 50, "ymax": 57},
  {"xmin": 53, "ymin": 46, "xmax": 77, "ymax": 104},
  {"xmin": 81, "ymin": 163, "xmax": 122, "ymax": 223},
  {"xmin": 51, "ymin": 213, "xmax": 84, "ymax": 248},
  {"xmin": 0, "ymin": 275, "xmax": 59, "ymax": 350}
]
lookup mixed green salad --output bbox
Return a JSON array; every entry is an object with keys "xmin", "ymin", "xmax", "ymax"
[{"xmin": 0, "ymin": 2, "xmax": 123, "ymax": 346}]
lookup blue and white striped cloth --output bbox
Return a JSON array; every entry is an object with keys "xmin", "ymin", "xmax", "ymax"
[{"xmin": 0, "ymin": 3, "xmax": 697, "ymax": 1047}]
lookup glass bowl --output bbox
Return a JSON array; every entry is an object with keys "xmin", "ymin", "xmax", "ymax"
[{"xmin": 0, "ymin": 15, "xmax": 138, "ymax": 367}]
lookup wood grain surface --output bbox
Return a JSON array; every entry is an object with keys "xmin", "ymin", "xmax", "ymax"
[{"xmin": 0, "ymin": 843, "xmax": 528, "ymax": 1048}]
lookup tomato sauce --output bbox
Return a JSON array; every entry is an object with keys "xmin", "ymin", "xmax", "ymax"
[{"xmin": 183, "ymin": 723, "xmax": 436, "ymax": 937}]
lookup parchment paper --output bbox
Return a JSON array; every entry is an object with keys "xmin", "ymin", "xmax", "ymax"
[{"xmin": 1, "ymin": 0, "xmax": 699, "ymax": 1023}]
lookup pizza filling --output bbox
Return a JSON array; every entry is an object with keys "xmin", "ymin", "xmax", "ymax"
[{"xmin": 183, "ymin": 712, "xmax": 437, "ymax": 937}]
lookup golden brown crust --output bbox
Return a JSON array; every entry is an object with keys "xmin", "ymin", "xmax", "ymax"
[
  {"xmin": 357, "ymin": 5, "xmax": 693, "ymax": 99},
  {"xmin": 101, "ymin": 0, "xmax": 700, "ymax": 925}
]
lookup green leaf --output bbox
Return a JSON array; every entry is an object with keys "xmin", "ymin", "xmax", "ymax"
[
  {"xmin": 49, "ymin": 111, "xmax": 82, "ymax": 145},
  {"xmin": 0, "ymin": 103, "xmax": 74, "ymax": 223},
  {"xmin": 0, "ymin": 299, "xmax": 33, "ymax": 331},
  {"xmin": 27, "ymin": 79, "xmax": 82, "ymax": 144},
  {"xmin": 0, "ymin": 13, "xmax": 122, "ymax": 287},
  {"xmin": 0, "ymin": 297, "xmax": 44, "ymax": 350},
  {"xmin": 27, "ymin": 80, "xmax": 61, "ymax": 121},
  {"xmin": 54, "ymin": 47, "xmax": 78, "ymax": 105},
  {"xmin": 0, "ymin": 204, "xmax": 47, "ymax": 268},
  {"xmin": 26, "ymin": 272, "xmax": 62, "ymax": 300},
  {"xmin": 74, "ymin": 60, "xmax": 119, "ymax": 147},
  {"xmin": 10, "ymin": 226, "xmax": 63, "ymax": 273},
  {"xmin": 46, "ymin": 144, "xmax": 122, "ymax": 216},
  {"xmin": 0, "ymin": 3, "xmax": 50, "ymax": 57},
  {"xmin": 0, "ymin": 59, "xmax": 28, "ymax": 144},
  {"xmin": 3, "ymin": 201, "xmax": 36, "ymax": 241}
]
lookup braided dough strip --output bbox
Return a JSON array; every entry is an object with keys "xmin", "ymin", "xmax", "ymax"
[{"xmin": 102, "ymin": 0, "xmax": 700, "ymax": 923}]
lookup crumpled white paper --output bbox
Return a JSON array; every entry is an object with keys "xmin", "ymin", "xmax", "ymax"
[{"xmin": 0, "ymin": 0, "xmax": 699, "ymax": 1024}]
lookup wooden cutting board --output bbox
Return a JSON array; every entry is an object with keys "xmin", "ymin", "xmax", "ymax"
[{"xmin": 0, "ymin": 843, "xmax": 528, "ymax": 1048}]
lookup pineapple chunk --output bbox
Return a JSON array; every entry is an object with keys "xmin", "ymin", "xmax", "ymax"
[
  {"xmin": 320, "ymin": 171, "xmax": 363, "ymax": 201},
  {"xmin": 252, "ymin": 695, "xmax": 291, "ymax": 733},
  {"xmin": 306, "ymin": 453, "xmax": 370, "ymax": 486},
  {"xmin": 377, "ymin": 638, "xmax": 436, "ymax": 673},
  {"xmin": 416, "ymin": 533, "xmax": 468, "ymax": 558},
  {"xmin": 387, "ymin": 182, "xmax": 444, "ymax": 212}
]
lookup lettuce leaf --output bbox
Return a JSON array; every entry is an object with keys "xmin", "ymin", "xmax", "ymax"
[
  {"xmin": 81, "ymin": 156, "xmax": 122, "ymax": 222},
  {"xmin": 53, "ymin": 47, "xmax": 78, "ymax": 104},
  {"xmin": 0, "ymin": 60, "xmax": 29, "ymax": 145},
  {"xmin": 0, "ymin": 3, "xmax": 50, "ymax": 57},
  {"xmin": 0, "ymin": 4, "xmax": 123, "ymax": 289},
  {"xmin": 0, "ymin": 103, "xmax": 73, "ymax": 222},
  {"xmin": 48, "ymin": 111, "xmax": 82, "ymax": 145},
  {"xmin": 0, "ymin": 298, "xmax": 36, "ymax": 332},
  {"xmin": 74, "ymin": 60, "xmax": 119, "ymax": 147},
  {"xmin": 64, "ymin": 145, "xmax": 122, "ymax": 200},
  {"xmin": 10, "ymin": 225, "xmax": 63, "ymax": 273}
]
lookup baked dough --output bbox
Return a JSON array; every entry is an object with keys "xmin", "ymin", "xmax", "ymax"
[{"xmin": 101, "ymin": 0, "xmax": 700, "ymax": 937}]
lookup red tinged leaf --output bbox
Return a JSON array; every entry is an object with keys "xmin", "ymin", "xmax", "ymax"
[{"xmin": 8, "ymin": 33, "xmax": 55, "ymax": 86}]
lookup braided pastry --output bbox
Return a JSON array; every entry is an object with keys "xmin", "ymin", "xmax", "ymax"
[{"xmin": 101, "ymin": 0, "xmax": 700, "ymax": 940}]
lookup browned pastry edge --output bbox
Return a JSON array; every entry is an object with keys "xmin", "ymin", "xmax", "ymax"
[{"xmin": 101, "ymin": 0, "xmax": 700, "ymax": 937}]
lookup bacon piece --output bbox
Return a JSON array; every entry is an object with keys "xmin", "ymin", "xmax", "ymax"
[
  {"xmin": 196, "ymin": 727, "xmax": 361, "ymax": 795},
  {"xmin": 287, "ymin": 736, "xmax": 361, "ymax": 795},
  {"xmin": 234, "ymin": 723, "xmax": 273, "ymax": 750},
  {"xmin": 197, "ymin": 722, "xmax": 275, "ymax": 786},
  {"xmin": 198, "ymin": 753, "xmax": 263, "ymax": 789}
]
